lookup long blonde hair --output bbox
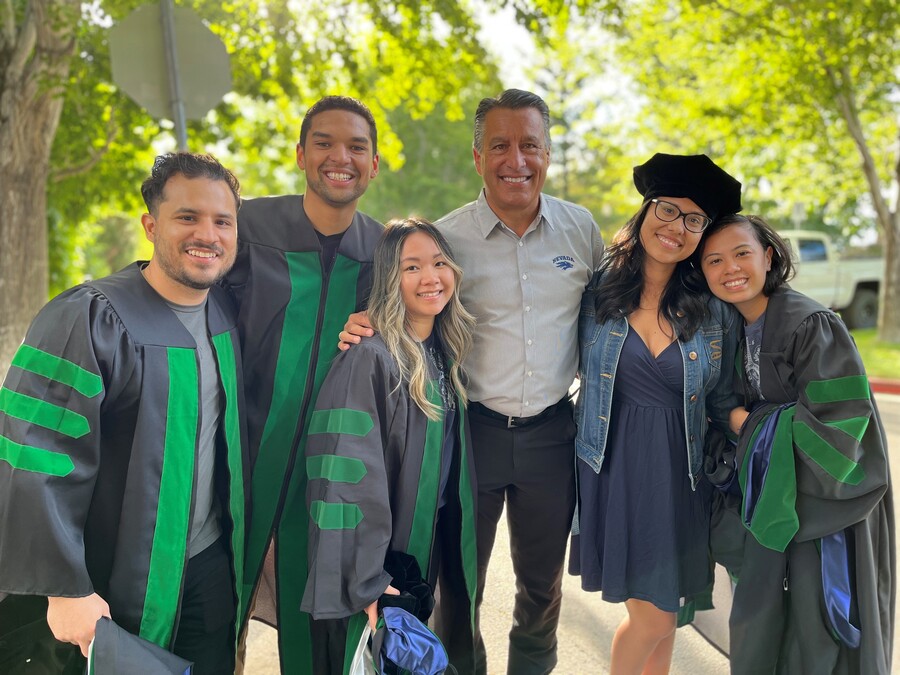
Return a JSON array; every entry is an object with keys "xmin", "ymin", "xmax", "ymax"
[{"xmin": 368, "ymin": 217, "xmax": 475, "ymax": 420}]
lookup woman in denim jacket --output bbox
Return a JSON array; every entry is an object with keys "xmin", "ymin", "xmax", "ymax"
[{"xmin": 570, "ymin": 154, "xmax": 742, "ymax": 674}]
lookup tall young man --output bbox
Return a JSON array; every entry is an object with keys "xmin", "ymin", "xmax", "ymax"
[
  {"xmin": 225, "ymin": 96, "xmax": 383, "ymax": 673},
  {"xmin": 0, "ymin": 153, "xmax": 249, "ymax": 674}
]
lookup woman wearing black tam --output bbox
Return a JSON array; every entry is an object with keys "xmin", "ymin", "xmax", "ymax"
[{"xmin": 570, "ymin": 153, "xmax": 742, "ymax": 673}]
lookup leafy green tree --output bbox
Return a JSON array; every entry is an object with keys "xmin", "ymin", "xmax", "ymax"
[
  {"xmin": 0, "ymin": 0, "xmax": 498, "ymax": 376},
  {"xmin": 527, "ymin": 13, "xmax": 632, "ymax": 238},
  {"xmin": 358, "ymin": 97, "xmax": 494, "ymax": 223},
  {"xmin": 612, "ymin": 0, "xmax": 900, "ymax": 339}
]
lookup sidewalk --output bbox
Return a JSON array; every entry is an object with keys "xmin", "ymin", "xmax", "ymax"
[{"xmin": 244, "ymin": 511, "xmax": 730, "ymax": 674}]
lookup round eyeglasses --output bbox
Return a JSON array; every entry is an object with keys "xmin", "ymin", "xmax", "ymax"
[{"xmin": 651, "ymin": 199, "xmax": 712, "ymax": 233}]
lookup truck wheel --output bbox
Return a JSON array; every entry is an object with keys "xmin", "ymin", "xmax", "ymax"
[{"xmin": 843, "ymin": 289, "xmax": 878, "ymax": 329}]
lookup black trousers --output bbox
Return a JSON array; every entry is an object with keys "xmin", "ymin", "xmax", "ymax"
[
  {"xmin": 172, "ymin": 536, "xmax": 237, "ymax": 675},
  {"xmin": 470, "ymin": 402, "xmax": 576, "ymax": 675}
]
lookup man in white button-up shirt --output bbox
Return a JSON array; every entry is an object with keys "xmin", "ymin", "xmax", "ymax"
[
  {"xmin": 436, "ymin": 90, "xmax": 602, "ymax": 675},
  {"xmin": 342, "ymin": 90, "xmax": 602, "ymax": 674}
]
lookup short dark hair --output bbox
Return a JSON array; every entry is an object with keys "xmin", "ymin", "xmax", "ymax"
[
  {"xmin": 473, "ymin": 89, "xmax": 551, "ymax": 152},
  {"xmin": 141, "ymin": 152, "xmax": 241, "ymax": 215},
  {"xmin": 702, "ymin": 214, "xmax": 795, "ymax": 295},
  {"xmin": 298, "ymin": 96, "xmax": 378, "ymax": 155}
]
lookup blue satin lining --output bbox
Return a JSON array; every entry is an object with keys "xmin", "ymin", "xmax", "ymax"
[
  {"xmin": 822, "ymin": 530, "xmax": 861, "ymax": 648},
  {"xmin": 743, "ymin": 405, "xmax": 785, "ymax": 526},
  {"xmin": 377, "ymin": 606, "xmax": 449, "ymax": 674}
]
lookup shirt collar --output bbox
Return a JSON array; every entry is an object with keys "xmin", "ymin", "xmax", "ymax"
[{"xmin": 474, "ymin": 189, "xmax": 553, "ymax": 239}]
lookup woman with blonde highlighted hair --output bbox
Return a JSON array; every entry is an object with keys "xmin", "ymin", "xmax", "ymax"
[{"xmin": 301, "ymin": 217, "xmax": 479, "ymax": 674}]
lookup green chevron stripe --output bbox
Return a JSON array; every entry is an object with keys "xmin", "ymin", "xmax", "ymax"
[
  {"xmin": 827, "ymin": 416, "xmax": 869, "ymax": 443},
  {"xmin": 0, "ymin": 435, "xmax": 74, "ymax": 476},
  {"xmin": 11, "ymin": 344, "xmax": 102, "ymax": 398},
  {"xmin": 795, "ymin": 421, "xmax": 865, "ymax": 485},
  {"xmin": 0, "ymin": 388, "xmax": 90, "ymax": 439},
  {"xmin": 309, "ymin": 500, "xmax": 363, "ymax": 529},
  {"xmin": 805, "ymin": 375, "xmax": 869, "ymax": 404},
  {"xmin": 307, "ymin": 454, "xmax": 367, "ymax": 484},
  {"xmin": 308, "ymin": 408, "xmax": 374, "ymax": 437}
]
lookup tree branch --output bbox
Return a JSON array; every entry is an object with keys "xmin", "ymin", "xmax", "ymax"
[
  {"xmin": 51, "ymin": 108, "xmax": 117, "ymax": 183},
  {"xmin": 2, "ymin": 0, "xmax": 15, "ymax": 48},
  {"xmin": 825, "ymin": 61, "xmax": 894, "ymax": 235},
  {"xmin": 893, "ymin": 125, "xmax": 900, "ymax": 228},
  {"xmin": 7, "ymin": 0, "xmax": 36, "ymax": 81}
]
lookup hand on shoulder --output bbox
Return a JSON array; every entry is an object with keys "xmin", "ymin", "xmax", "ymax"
[{"xmin": 338, "ymin": 310, "xmax": 374, "ymax": 351}]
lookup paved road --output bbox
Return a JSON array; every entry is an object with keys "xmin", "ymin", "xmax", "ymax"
[
  {"xmin": 244, "ymin": 393, "xmax": 900, "ymax": 674},
  {"xmin": 244, "ymin": 516, "xmax": 729, "ymax": 674}
]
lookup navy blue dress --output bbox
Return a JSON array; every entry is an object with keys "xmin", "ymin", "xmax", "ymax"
[{"xmin": 570, "ymin": 328, "xmax": 712, "ymax": 612}]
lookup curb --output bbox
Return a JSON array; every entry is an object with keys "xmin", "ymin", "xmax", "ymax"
[{"xmin": 871, "ymin": 378, "xmax": 900, "ymax": 396}]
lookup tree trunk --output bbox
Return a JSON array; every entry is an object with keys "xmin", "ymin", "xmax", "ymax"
[
  {"xmin": 829, "ymin": 67, "xmax": 900, "ymax": 342},
  {"xmin": 879, "ymin": 213, "xmax": 900, "ymax": 343},
  {"xmin": 0, "ymin": 0, "xmax": 79, "ymax": 379}
]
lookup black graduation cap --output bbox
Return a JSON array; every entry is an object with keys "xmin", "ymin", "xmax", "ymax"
[
  {"xmin": 633, "ymin": 153, "xmax": 742, "ymax": 221},
  {"xmin": 88, "ymin": 617, "xmax": 193, "ymax": 674}
]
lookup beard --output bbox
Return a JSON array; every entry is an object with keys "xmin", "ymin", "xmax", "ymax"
[{"xmin": 155, "ymin": 241, "xmax": 234, "ymax": 291}]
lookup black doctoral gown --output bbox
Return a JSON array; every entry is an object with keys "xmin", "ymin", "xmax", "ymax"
[
  {"xmin": 0, "ymin": 264, "xmax": 249, "ymax": 673},
  {"xmin": 301, "ymin": 335, "xmax": 478, "ymax": 673},
  {"xmin": 222, "ymin": 194, "xmax": 383, "ymax": 673},
  {"xmin": 721, "ymin": 287, "xmax": 894, "ymax": 675}
]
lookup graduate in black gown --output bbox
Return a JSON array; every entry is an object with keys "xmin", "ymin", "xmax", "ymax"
[
  {"xmin": 301, "ymin": 218, "xmax": 480, "ymax": 674},
  {"xmin": 700, "ymin": 214, "xmax": 894, "ymax": 674}
]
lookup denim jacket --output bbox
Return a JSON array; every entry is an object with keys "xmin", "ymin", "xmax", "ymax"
[{"xmin": 575, "ymin": 288, "xmax": 740, "ymax": 491}]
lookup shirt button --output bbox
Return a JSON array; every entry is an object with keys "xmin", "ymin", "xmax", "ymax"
[
  {"xmin": 527, "ymin": 339, "xmax": 533, "ymax": 346},
  {"xmin": 518, "ymin": 241, "xmax": 524, "ymax": 247},
  {"xmin": 690, "ymin": 394, "xmax": 697, "ymax": 402},
  {"xmin": 690, "ymin": 435, "xmax": 695, "ymax": 442},
  {"xmin": 522, "ymin": 274, "xmax": 528, "ymax": 280},
  {"xmin": 524, "ymin": 400, "xmax": 530, "ymax": 406},
  {"xmin": 688, "ymin": 351, "xmax": 698, "ymax": 360},
  {"xmin": 525, "ymin": 306, "xmax": 531, "ymax": 312},
  {"xmin": 527, "ymin": 371, "xmax": 533, "ymax": 377}
]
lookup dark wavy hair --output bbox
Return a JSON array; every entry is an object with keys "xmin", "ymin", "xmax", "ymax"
[
  {"xmin": 591, "ymin": 201, "xmax": 710, "ymax": 339},
  {"xmin": 141, "ymin": 152, "xmax": 241, "ymax": 215},
  {"xmin": 699, "ymin": 214, "xmax": 795, "ymax": 296}
]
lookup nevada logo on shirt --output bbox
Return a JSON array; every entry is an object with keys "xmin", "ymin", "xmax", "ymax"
[{"xmin": 553, "ymin": 255, "xmax": 575, "ymax": 271}]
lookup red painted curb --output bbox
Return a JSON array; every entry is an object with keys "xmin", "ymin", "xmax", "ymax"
[{"xmin": 871, "ymin": 378, "xmax": 900, "ymax": 396}]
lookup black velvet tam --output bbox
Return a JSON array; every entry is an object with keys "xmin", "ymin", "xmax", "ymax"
[{"xmin": 633, "ymin": 153, "xmax": 742, "ymax": 220}]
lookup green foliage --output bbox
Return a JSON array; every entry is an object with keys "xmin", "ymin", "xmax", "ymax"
[
  {"xmin": 610, "ymin": 0, "xmax": 899, "ymax": 234},
  {"xmin": 357, "ymin": 96, "xmax": 495, "ymax": 223},
  {"xmin": 44, "ymin": 0, "xmax": 502, "ymax": 290},
  {"xmin": 526, "ymin": 14, "xmax": 634, "ymax": 239},
  {"xmin": 850, "ymin": 329, "xmax": 900, "ymax": 378}
]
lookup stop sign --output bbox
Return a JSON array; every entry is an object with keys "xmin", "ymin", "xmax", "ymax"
[{"xmin": 109, "ymin": 3, "xmax": 231, "ymax": 120}]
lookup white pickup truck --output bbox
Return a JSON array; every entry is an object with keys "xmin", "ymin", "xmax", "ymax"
[{"xmin": 781, "ymin": 230, "xmax": 883, "ymax": 329}]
